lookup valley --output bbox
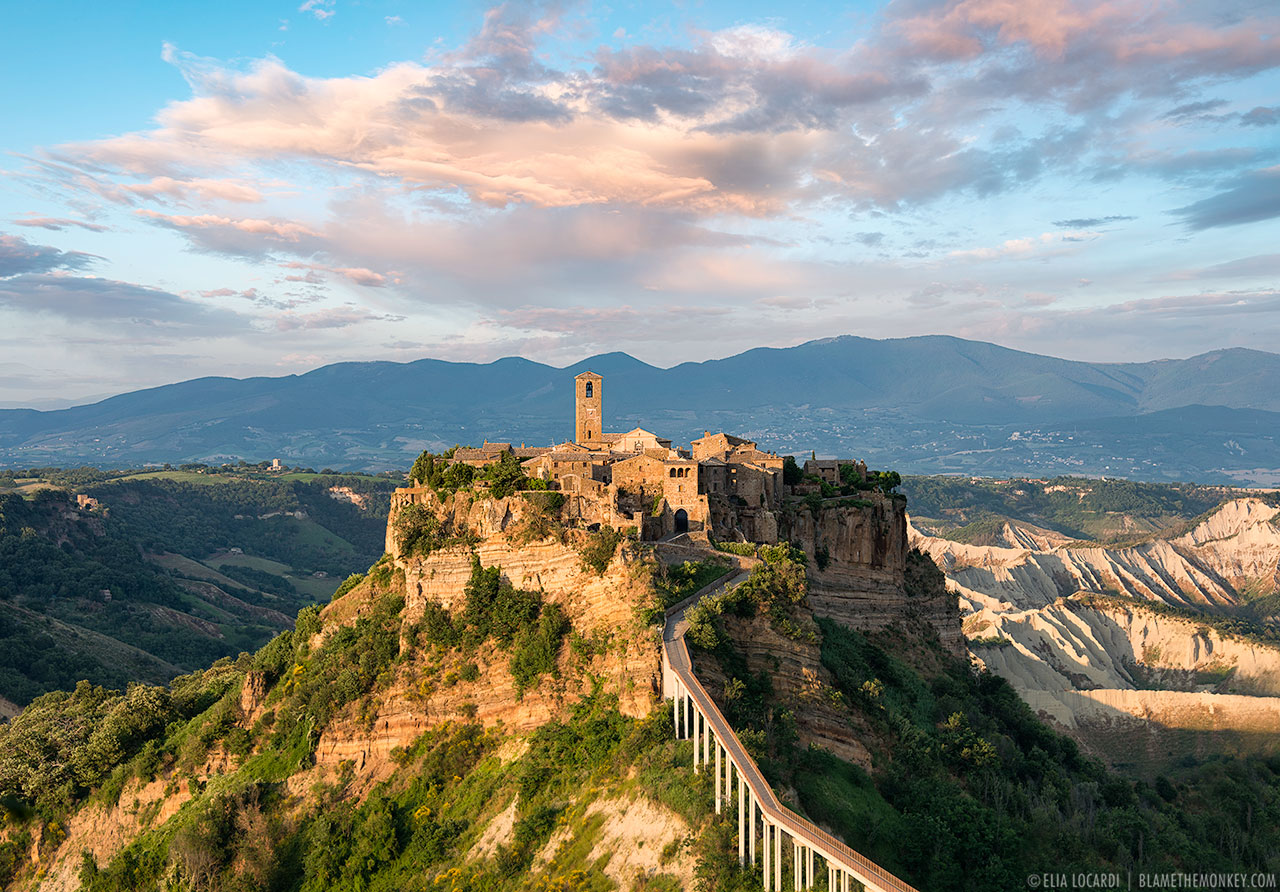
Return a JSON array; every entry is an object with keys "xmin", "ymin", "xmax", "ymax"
[
  {"xmin": 2, "ymin": 453, "xmax": 1278, "ymax": 890},
  {"xmin": 906, "ymin": 477, "xmax": 1280, "ymax": 772},
  {"xmin": 0, "ymin": 467, "xmax": 399, "ymax": 710}
]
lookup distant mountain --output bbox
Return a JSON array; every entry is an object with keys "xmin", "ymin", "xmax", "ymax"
[{"xmin": 1, "ymin": 336, "xmax": 1278, "ymax": 482}]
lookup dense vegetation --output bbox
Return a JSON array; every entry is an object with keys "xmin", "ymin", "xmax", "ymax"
[
  {"xmin": 412, "ymin": 556, "xmax": 571, "ymax": 698},
  {"xmin": 686, "ymin": 544, "xmax": 811, "ymax": 648},
  {"xmin": 408, "ymin": 450, "xmax": 552, "ymax": 501},
  {"xmin": 83, "ymin": 474, "xmax": 396, "ymax": 575},
  {"xmin": 901, "ymin": 475, "xmax": 1231, "ymax": 543},
  {"xmin": 70, "ymin": 697, "xmax": 726, "ymax": 892},
  {"xmin": 699, "ymin": 604, "xmax": 1280, "ymax": 892},
  {"xmin": 0, "ymin": 469, "xmax": 398, "ymax": 706}
]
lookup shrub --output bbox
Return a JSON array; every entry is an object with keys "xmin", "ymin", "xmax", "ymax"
[
  {"xmin": 416, "ymin": 601, "xmax": 461, "ymax": 649},
  {"xmin": 579, "ymin": 526, "xmax": 623, "ymax": 574},
  {"xmin": 462, "ymin": 556, "xmax": 541, "ymax": 645},
  {"xmin": 332, "ymin": 572, "xmax": 364, "ymax": 599},
  {"xmin": 394, "ymin": 503, "xmax": 439, "ymax": 555},
  {"xmin": 510, "ymin": 604, "xmax": 570, "ymax": 697},
  {"xmin": 481, "ymin": 453, "xmax": 532, "ymax": 499}
]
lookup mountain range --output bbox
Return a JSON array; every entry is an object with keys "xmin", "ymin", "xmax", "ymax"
[{"xmin": 2, "ymin": 335, "xmax": 1278, "ymax": 482}]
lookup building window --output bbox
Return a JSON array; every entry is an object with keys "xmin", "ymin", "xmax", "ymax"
[
  {"xmin": 584, "ymin": 381, "xmax": 594, "ymax": 398},
  {"xmin": 669, "ymin": 468, "xmax": 677, "ymax": 478}
]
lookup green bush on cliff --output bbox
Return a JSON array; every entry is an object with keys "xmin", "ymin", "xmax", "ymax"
[
  {"xmin": 578, "ymin": 525, "xmax": 623, "ymax": 574},
  {"xmin": 686, "ymin": 546, "xmax": 811, "ymax": 649},
  {"xmin": 509, "ymin": 604, "xmax": 571, "ymax": 697},
  {"xmin": 268, "ymin": 589, "xmax": 404, "ymax": 757},
  {"xmin": 430, "ymin": 556, "xmax": 571, "ymax": 696},
  {"xmin": 481, "ymin": 452, "xmax": 532, "ymax": 499}
]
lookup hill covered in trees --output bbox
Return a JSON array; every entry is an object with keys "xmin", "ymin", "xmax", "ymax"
[{"xmin": 0, "ymin": 468, "xmax": 399, "ymax": 709}]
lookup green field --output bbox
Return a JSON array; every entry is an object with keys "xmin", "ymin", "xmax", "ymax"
[
  {"xmin": 205, "ymin": 552, "xmax": 294, "ymax": 575},
  {"xmin": 204, "ymin": 551, "xmax": 341, "ymax": 601},
  {"xmin": 148, "ymin": 553, "xmax": 250, "ymax": 591},
  {"xmin": 115, "ymin": 470, "xmax": 238, "ymax": 485}
]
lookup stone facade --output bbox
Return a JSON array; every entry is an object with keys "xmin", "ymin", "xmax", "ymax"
[
  {"xmin": 575, "ymin": 371, "xmax": 603, "ymax": 445},
  {"xmin": 804, "ymin": 458, "xmax": 867, "ymax": 485},
  {"xmin": 427, "ymin": 370, "xmax": 871, "ymax": 544}
]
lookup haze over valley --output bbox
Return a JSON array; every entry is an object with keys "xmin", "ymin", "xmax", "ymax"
[{"xmin": 3, "ymin": 335, "xmax": 1279, "ymax": 485}]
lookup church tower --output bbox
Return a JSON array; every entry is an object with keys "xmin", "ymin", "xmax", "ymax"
[{"xmin": 575, "ymin": 371, "xmax": 602, "ymax": 445}]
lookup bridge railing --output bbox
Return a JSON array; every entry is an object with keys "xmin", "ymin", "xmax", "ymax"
[{"xmin": 661, "ymin": 565, "xmax": 919, "ymax": 892}]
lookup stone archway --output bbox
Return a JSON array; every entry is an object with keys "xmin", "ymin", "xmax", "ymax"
[{"xmin": 674, "ymin": 508, "xmax": 689, "ymax": 534}]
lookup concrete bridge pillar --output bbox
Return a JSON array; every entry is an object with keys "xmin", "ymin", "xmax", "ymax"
[
  {"xmin": 715, "ymin": 741, "xmax": 722, "ymax": 814},
  {"xmin": 737, "ymin": 766, "xmax": 746, "ymax": 865},
  {"xmin": 763, "ymin": 822, "xmax": 771, "ymax": 891},
  {"xmin": 774, "ymin": 823, "xmax": 783, "ymax": 892},
  {"xmin": 693, "ymin": 708, "xmax": 702, "ymax": 771},
  {"xmin": 749, "ymin": 794, "xmax": 757, "ymax": 866}
]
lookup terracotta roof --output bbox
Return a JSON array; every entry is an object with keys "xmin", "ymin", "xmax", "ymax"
[
  {"xmin": 692, "ymin": 431, "xmax": 752, "ymax": 447},
  {"xmin": 524, "ymin": 452, "xmax": 600, "ymax": 464}
]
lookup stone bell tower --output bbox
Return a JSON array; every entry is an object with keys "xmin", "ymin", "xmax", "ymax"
[{"xmin": 575, "ymin": 371, "xmax": 602, "ymax": 445}]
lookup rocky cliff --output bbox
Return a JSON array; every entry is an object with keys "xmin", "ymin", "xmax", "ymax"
[
  {"xmin": 2, "ymin": 480, "xmax": 961, "ymax": 891},
  {"xmin": 785, "ymin": 495, "xmax": 963, "ymax": 654},
  {"xmin": 911, "ymin": 497, "xmax": 1280, "ymax": 763}
]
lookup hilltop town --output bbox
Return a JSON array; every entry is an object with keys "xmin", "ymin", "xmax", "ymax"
[{"xmin": 404, "ymin": 370, "xmax": 871, "ymax": 544}]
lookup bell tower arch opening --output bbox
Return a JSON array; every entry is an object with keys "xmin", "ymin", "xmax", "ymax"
[{"xmin": 575, "ymin": 371, "xmax": 603, "ymax": 445}]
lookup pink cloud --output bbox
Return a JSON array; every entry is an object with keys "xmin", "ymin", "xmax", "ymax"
[
  {"xmin": 11, "ymin": 215, "xmax": 109, "ymax": 232},
  {"xmin": 271, "ymin": 306, "xmax": 403, "ymax": 330}
]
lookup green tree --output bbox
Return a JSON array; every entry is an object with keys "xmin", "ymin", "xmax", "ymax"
[
  {"xmin": 409, "ymin": 451, "xmax": 434, "ymax": 486},
  {"xmin": 783, "ymin": 455, "xmax": 803, "ymax": 486}
]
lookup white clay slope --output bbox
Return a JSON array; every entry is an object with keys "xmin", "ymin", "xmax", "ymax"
[{"xmin": 909, "ymin": 498, "xmax": 1280, "ymax": 736}]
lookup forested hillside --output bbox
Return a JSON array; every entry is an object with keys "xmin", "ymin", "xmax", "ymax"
[
  {"xmin": 900, "ymin": 475, "xmax": 1244, "ymax": 544},
  {"xmin": 0, "ymin": 469, "xmax": 399, "ymax": 709},
  {"xmin": 2, "ymin": 543, "xmax": 1277, "ymax": 891}
]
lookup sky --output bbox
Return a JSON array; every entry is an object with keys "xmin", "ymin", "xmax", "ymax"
[{"xmin": 1, "ymin": 0, "xmax": 1278, "ymax": 407}]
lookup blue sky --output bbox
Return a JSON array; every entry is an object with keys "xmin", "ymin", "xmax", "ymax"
[{"xmin": 1, "ymin": 0, "xmax": 1278, "ymax": 406}]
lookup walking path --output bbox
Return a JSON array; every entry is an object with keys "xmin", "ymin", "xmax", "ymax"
[{"xmin": 661, "ymin": 563, "xmax": 919, "ymax": 892}]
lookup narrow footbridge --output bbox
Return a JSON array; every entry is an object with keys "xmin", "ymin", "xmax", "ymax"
[{"xmin": 661, "ymin": 568, "xmax": 920, "ymax": 892}]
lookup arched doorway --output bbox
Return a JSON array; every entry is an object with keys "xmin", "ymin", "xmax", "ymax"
[{"xmin": 674, "ymin": 509, "xmax": 689, "ymax": 534}]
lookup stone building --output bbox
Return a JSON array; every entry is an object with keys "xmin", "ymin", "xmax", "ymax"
[
  {"xmin": 429, "ymin": 369, "xmax": 862, "ymax": 542},
  {"xmin": 804, "ymin": 459, "xmax": 867, "ymax": 486},
  {"xmin": 575, "ymin": 371, "xmax": 604, "ymax": 446}
]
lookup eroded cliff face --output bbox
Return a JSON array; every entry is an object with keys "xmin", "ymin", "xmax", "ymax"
[
  {"xmin": 911, "ymin": 497, "xmax": 1280, "ymax": 761},
  {"xmin": 16, "ymin": 482, "xmax": 960, "ymax": 890},
  {"xmin": 692, "ymin": 612, "xmax": 875, "ymax": 769},
  {"xmin": 298, "ymin": 494, "xmax": 667, "ymax": 802},
  {"xmin": 784, "ymin": 496, "xmax": 963, "ymax": 654}
]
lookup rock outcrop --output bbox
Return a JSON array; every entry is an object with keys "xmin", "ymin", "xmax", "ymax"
[
  {"xmin": 786, "ymin": 496, "xmax": 963, "ymax": 654},
  {"xmin": 912, "ymin": 497, "xmax": 1280, "ymax": 758}
]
